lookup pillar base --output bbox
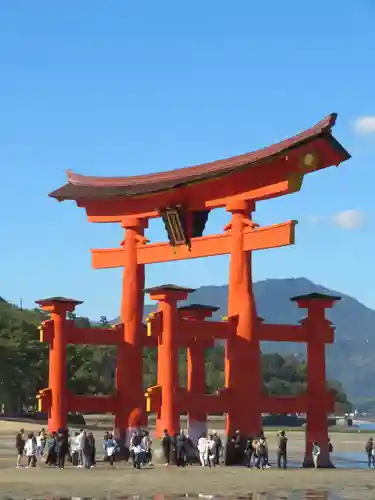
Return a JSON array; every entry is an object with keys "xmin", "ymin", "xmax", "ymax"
[{"xmin": 302, "ymin": 456, "xmax": 335, "ymax": 468}]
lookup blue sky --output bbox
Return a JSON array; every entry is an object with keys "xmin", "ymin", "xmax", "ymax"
[{"xmin": 0, "ymin": 0, "xmax": 374, "ymax": 320}]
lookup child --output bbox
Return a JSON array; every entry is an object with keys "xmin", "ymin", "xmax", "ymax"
[
  {"xmin": 24, "ymin": 433, "xmax": 37, "ymax": 467},
  {"xmin": 312, "ymin": 441, "xmax": 320, "ymax": 468}
]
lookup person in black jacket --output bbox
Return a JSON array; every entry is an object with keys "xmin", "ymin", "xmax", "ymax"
[
  {"xmin": 277, "ymin": 431, "xmax": 288, "ymax": 469},
  {"xmin": 244, "ymin": 436, "xmax": 255, "ymax": 468},
  {"xmin": 82, "ymin": 432, "xmax": 93, "ymax": 469},
  {"xmin": 161, "ymin": 429, "xmax": 171, "ymax": 465},
  {"xmin": 56, "ymin": 429, "xmax": 69, "ymax": 469},
  {"xmin": 170, "ymin": 433, "xmax": 178, "ymax": 465},
  {"xmin": 16, "ymin": 428, "xmax": 25, "ymax": 468},
  {"xmin": 212, "ymin": 431, "xmax": 222, "ymax": 466},
  {"xmin": 365, "ymin": 437, "xmax": 374, "ymax": 468},
  {"xmin": 88, "ymin": 432, "xmax": 96, "ymax": 468},
  {"xmin": 231, "ymin": 430, "xmax": 244, "ymax": 465},
  {"xmin": 176, "ymin": 430, "xmax": 187, "ymax": 467}
]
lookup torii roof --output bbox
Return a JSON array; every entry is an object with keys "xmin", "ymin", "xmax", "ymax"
[{"xmin": 49, "ymin": 113, "xmax": 350, "ymax": 202}]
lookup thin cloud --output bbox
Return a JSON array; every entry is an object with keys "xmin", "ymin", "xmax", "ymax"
[
  {"xmin": 353, "ymin": 116, "xmax": 375, "ymax": 135},
  {"xmin": 332, "ymin": 209, "xmax": 364, "ymax": 229},
  {"xmin": 307, "ymin": 215, "xmax": 325, "ymax": 225}
]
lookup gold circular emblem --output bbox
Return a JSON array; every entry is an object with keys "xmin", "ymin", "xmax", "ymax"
[{"xmin": 299, "ymin": 152, "xmax": 319, "ymax": 170}]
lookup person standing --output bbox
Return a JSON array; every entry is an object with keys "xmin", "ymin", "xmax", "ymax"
[
  {"xmin": 141, "ymin": 430, "xmax": 153, "ymax": 466},
  {"xmin": 277, "ymin": 431, "xmax": 288, "ymax": 469},
  {"xmin": 45, "ymin": 432, "xmax": 57, "ymax": 466},
  {"xmin": 365, "ymin": 437, "xmax": 374, "ymax": 468},
  {"xmin": 36, "ymin": 431, "xmax": 45, "ymax": 462},
  {"xmin": 105, "ymin": 433, "xmax": 118, "ymax": 467},
  {"xmin": 103, "ymin": 431, "xmax": 109, "ymax": 462},
  {"xmin": 70, "ymin": 432, "xmax": 79, "ymax": 467},
  {"xmin": 231, "ymin": 430, "xmax": 244, "ymax": 465},
  {"xmin": 77, "ymin": 430, "xmax": 85, "ymax": 468},
  {"xmin": 212, "ymin": 431, "xmax": 222, "ymax": 466},
  {"xmin": 82, "ymin": 432, "xmax": 93, "ymax": 469},
  {"xmin": 170, "ymin": 433, "xmax": 178, "ymax": 465},
  {"xmin": 40, "ymin": 428, "xmax": 47, "ymax": 456},
  {"xmin": 312, "ymin": 441, "xmax": 320, "ymax": 468},
  {"xmin": 161, "ymin": 429, "xmax": 171, "ymax": 466},
  {"xmin": 16, "ymin": 428, "xmax": 25, "ymax": 468},
  {"xmin": 244, "ymin": 437, "xmax": 255, "ymax": 468},
  {"xmin": 87, "ymin": 432, "xmax": 96, "ymax": 468},
  {"xmin": 176, "ymin": 430, "xmax": 187, "ymax": 467},
  {"xmin": 256, "ymin": 437, "xmax": 267, "ymax": 469},
  {"xmin": 24, "ymin": 433, "xmax": 37, "ymax": 467},
  {"xmin": 56, "ymin": 429, "xmax": 69, "ymax": 469},
  {"xmin": 197, "ymin": 433, "xmax": 208, "ymax": 467},
  {"xmin": 207, "ymin": 434, "xmax": 216, "ymax": 468}
]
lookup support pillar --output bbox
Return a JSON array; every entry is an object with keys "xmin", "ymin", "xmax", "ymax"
[
  {"xmin": 179, "ymin": 304, "xmax": 217, "ymax": 446},
  {"xmin": 116, "ymin": 217, "xmax": 148, "ymax": 438},
  {"xmin": 35, "ymin": 296, "xmax": 82, "ymax": 433},
  {"xmin": 225, "ymin": 200, "xmax": 262, "ymax": 444},
  {"xmin": 291, "ymin": 293, "xmax": 340, "ymax": 468},
  {"xmin": 145, "ymin": 285, "xmax": 194, "ymax": 438}
]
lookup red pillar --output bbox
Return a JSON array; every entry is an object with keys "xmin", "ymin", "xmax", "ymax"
[
  {"xmin": 116, "ymin": 217, "xmax": 148, "ymax": 437},
  {"xmin": 225, "ymin": 200, "xmax": 261, "ymax": 439},
  {"xmin": 180, "ymin": 304, "xmax": 217, "ymax": 444},
  {"xmin": 291, "ymin": 292, "xmax": 340, "ymax": 468},
  {"xmin": 146, "ymin": 285, "xmax": 194, "ymax": 438},
  {"xmin": 35, "ymin": 296, "xmax": 82, "ymax": 433}
]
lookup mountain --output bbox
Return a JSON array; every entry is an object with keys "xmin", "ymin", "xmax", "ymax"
[{"xmin": 113, "ymin": 277, "xmax": 375, "ymax": 402}]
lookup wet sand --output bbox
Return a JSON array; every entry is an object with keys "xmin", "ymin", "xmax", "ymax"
[{"xmin": 0, "ymin": 420, "xmax": 374, "ymax": 499}]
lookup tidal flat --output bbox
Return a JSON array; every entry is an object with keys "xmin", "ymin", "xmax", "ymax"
[{"xmin": 0, "ymin": 421, "xmax": 373, "ymax": 499}]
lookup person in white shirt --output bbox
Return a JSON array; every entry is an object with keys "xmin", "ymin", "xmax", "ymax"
[
  {"xmin": 24, "ymin": 433, "xmax": 37, "ymax": 467},
  {"xmin": 70, "ymin": 431, "xmax": 79, "ymax": 466},
  {"xmin": 36, "ymin": 431, "xmax": 45, "ymax": 461},
  {"xmin": 76, "ymin": 430, "xmax": 85, "ymax": 468},
  {"xmin": 197, "ymin": 433, "xmax": 209, "ymax": 467}
]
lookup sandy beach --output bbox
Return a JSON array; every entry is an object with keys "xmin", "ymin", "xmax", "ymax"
[{"xmin": 0, "ymin": 419, "xmax": 374, "ymax": 499}]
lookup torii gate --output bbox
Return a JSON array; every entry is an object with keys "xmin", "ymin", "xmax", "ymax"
[{"xmin": 43, "ymin": 112, "xmax": 349, "ymax": 467}]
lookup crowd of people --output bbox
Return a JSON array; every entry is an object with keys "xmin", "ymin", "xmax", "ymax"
[
  {"xmin": 14, "ymin": 426, "xmax": 294, "ymax": 470},
  {"xmin": 16, "ymin": 428, "xmax": 110, "ymax": 469}
]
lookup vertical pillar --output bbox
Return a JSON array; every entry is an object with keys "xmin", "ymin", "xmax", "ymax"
[
  {"xmin": 291, "ymin": 293, "xmax": 340, "ymax": 468},
  {"xmin": 225, "ymin": 200, "xmax": 261, "ymax": 442},
  {"xmin": 179, "ymin": 304, "xmax": 217, "ymax": 445},
  {"xmin": 116, "ymin": 217, "xmax": 147, "ymax": 438},
  {"xmin": 35, "ymin": 297, "xmax": 82, "ymax": 433},
  {"xmin": 145, "ymin": 285, "xmax": 194, "ymax": 437}
]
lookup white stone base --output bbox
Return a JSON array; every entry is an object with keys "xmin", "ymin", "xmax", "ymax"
[{"xmin": 188, "ymin": 420, "xmax": 207, "ymax": 447}]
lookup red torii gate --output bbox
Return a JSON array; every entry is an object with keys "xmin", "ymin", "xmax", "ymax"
[{"xmin": 38, "ymin": 112, "xmax": 350, "ymax": 467}]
